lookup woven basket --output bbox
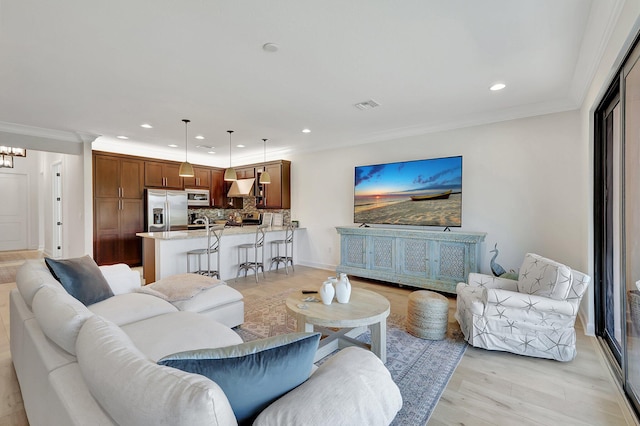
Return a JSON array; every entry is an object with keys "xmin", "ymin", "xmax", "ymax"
[
  {"xmin": 628, "ymin": 290, "xmax": 640, "ymax": 327},
  {"xmin": 406, "ymin": 290, "xmax": 449, "ymax": 340}
]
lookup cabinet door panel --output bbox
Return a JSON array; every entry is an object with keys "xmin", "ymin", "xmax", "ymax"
[
  {"xmin": 211, "ymin": 169, "xmax": 225, "ymax": 207},
  {"xmin": 369, "ymin": 236, "xmax": 395, "ymax": 272},
  {"xmin": 94, "ymin": 199, "xmax": 120, "ymax": 265},
  {"xmin": 436, "ymin": 242, "xmax": 467, "ymax": 282},
  {"xmin": 94, "ymin": 156, "xmax": 120, "ymax": 198},
  {"xmin": 264, "ymin": 164, "xmax": 282, "ymax": 208},
  {"xmin": 94, "ymin": 234, "xmax": 120, "ymax": 266},
  {"xmin": 399, "ymin": 239, "xmax": 430, "ymax": 278},
  {"xmin": 95, "ymin": 199, "xmax": 119, "ymax": 232},
  {"xmin": 120, "ymin": 159, "xmax": 144, "ymax": 198},
  {"xmin": 164, "ymin": 164, "xmax": 183, "ymax": 189},
  {"xmin": 144, "ymin": 162, "xmax": 165, "ymax": 187},
  {"xmin": 342, "ymin": 235, "xmax": 367, "ymax": 268}
]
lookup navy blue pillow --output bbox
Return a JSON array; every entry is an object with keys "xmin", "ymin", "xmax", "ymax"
[
  {"xmin": 45, "ymin": 256, "xmax": 114, "ymax": 306},
  {"xmin": 158, "ymin": 332, "xmax": 320, "ymax": 425}
]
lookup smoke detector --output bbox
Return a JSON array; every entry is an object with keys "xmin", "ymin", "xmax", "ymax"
[{"xmin": 354, "ymin": 99, "xmax": 380, "ymax": 110}]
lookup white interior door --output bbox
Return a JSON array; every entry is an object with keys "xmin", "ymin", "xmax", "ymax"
[
  {"xmin": 52, "ymin": 162, "xmax": 63, "ymax": 258},
  {"xmin": 0, "ymin": 173, "xmax": 28, "ymax": 251}
]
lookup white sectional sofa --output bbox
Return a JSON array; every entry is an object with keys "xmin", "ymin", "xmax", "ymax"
[{"xmin": 11, "ymin": 259, "xmax": 402, "ymax": 426}]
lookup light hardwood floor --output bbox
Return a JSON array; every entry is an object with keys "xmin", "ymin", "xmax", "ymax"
[{"xmin": 0, "ymin": 254, "xmax": 637, "ymax": 425}]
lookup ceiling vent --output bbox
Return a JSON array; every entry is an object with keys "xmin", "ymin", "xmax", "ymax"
[
  {"xmin": 354, "ymin": 99, "xmax": 380, "ymax": 110},
  {"xmin": 196, "ymin": 145, "xmax": 214, "ymax": 149}
]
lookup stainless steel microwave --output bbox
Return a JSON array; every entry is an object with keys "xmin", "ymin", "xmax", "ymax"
[{"xmin": 186, "ymin": 189, "xmax": 210, "ymax": 206}]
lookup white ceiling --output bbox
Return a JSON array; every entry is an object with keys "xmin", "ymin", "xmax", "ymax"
[{"xmin": 0, "ymin": 0, "xmax": 622, "ymax": 167}]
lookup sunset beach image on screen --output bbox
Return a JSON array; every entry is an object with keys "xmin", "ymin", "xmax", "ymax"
[{"xmin": 353, "ymin": 156, "xmax": 462, "ymax": 227}]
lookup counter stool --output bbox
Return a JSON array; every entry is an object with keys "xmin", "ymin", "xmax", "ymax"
[
  {"xmin": 186, "ymin": 224, "xmax": 224, "ymax": 279},
  {"xmin": 236, "ymin": 224, "xmax": 268, "ymax": 282},
  {"xmin": 270, "ymin": 224, "xmax": 295, "ymax": 274},
  {"xmin": 406, "ymin": 290, "xmax": 449, "ymax": 340}
]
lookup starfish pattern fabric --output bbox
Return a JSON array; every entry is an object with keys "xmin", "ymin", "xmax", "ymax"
[{"xmin": 454, "ymin": 253, "xmax": 590, "ymax": 362}]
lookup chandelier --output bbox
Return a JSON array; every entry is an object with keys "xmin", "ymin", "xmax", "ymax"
[{"xmin": 0, "ymin": 145, "xmax": 27, "ymax": 168}]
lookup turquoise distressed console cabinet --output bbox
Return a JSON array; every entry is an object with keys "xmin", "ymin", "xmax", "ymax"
[{"xmin": 336, "ymin": 226, "xmax": 486, "ymax": 294}]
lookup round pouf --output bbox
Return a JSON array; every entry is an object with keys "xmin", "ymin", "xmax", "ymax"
[{"xmin": 406, "ymin": 290, "xmax": 449, "ymax": 340}]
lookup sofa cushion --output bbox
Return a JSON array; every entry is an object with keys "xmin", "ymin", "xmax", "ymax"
[
  {"xmin": 32, "ymin": 286, "xmax": 93, "ymax": 355},
  {"xmin": 158, "ymin": 332, "xmax": 320, "ymax": 425},
  {"xmin": 121, "ymin": 311, "xmax": 243, "ymax": 361},
  {"xmin": 172, "ymin": 284, "xmax": 243, "ymax": 313},
  {"xmin": 253, "ymin": 347, "xmax": 403, "ymax": 426},
  {"xmin": 16, "ymin": 259, "xmax": 64, "ymax": 309},
  {"xmin": 45, "ymin": 256, "xmax": 114, "ymax": 305},
  {"xmin": 517, "ymin": 253, "xmax": 573, "ymax": 300},
  {"xmin": 88, "ymin": 292, "xmax": 177, "ymax": 326},
  {"xmin": 98, "ymin": 263, "xmax": 141, "ymax": 295},
  {"xmin": 76, "ymin": 316, "xmax": 237, "ymax": 426}
]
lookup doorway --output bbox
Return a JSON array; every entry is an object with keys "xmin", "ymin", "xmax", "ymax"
[{"xmin": 0, "ymin": 173, "xmax": 28, "ymax": 251}]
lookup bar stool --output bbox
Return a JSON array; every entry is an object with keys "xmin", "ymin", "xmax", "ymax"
[
  {"xmin": 236, "ymin": 224, "xmax": 268, "ymax": 282},
  {"xmin": 270, "ymin": 224, "xmax": 295, "ymax": 274},
  {"xmin": 186, "ymin": 223, "xmax": 224, "ymax": 279}
]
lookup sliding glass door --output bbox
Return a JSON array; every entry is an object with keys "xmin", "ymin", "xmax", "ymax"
[
  {"xmin": 623, "ymin": 48, "xmax": 640, "ymax": 404},
  {"xmin": 595, "ymin": 37, "xmax": 640, "ymax": 415}
]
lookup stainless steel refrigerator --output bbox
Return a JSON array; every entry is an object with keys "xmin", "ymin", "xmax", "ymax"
[{"xmin": 146, "ymin": 189, "xmax": 188, "ymax": 232}]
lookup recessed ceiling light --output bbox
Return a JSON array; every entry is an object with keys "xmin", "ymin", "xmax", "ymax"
[
  {"xmin": 302, "ymin": 128, "xmax": 311, "ymax": 133},
  {"xmin": 195, "ymin": 135, "xmax": 204, "ymax": 140},
  {"xmin": 262, "ymin": 43, "xmax": 279, "ymax": 53},
  {"xmin": 207, "ymin": 151, "xmax": 216, "ymax": 154},
  {"xmin": 196, "ymin": 145, "xmax": 214, "ymax": 149},
  {"xmin": 237, "ymin": 144, "xmax": 245, "ymax": 148},
  {"xmin": 168, "ymin": 144, "xmax": 178, "ymax": 148},
  {"xmin": 116, "ymin": 135, "xmax": 128, "ymax": 140},
  {"xmin": 490, "ymin": 83, "xmax": 506, "ymax": 91},
  {"xmin": 140, "ymin": 123, "xmax": 153, "ymax": 129}
]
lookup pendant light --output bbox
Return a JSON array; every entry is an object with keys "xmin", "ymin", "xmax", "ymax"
[
  {"xmin": 178, "ymin": 119, "xmax": 195, "ymax": 177},
  {"xmin": 224, "ymin": 130, "xmax": 237, "ymax": 181},
  {"xmin": 259, "ymin": 138, "xmax": 271, "ymax": 184}
]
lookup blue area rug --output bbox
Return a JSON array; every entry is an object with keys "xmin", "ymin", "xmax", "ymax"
[{"xmin": 235, "ymin": 288, "xmax": 467, "ymax": 425}]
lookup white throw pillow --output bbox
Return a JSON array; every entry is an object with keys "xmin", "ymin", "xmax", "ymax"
[
  {"xmin": 32, "ymin": 285, "xmax": 93, "ymax": 355},
  {"xmin": 98, "ymin": 263, "xmax": 141, "ymax": 295},
  {"xmin": 76, "ymin": 316, "xmax": 237, "ymax": 426}
]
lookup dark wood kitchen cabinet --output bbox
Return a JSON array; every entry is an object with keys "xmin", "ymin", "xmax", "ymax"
[
  {"xmin": 144, "ymin": 161, "xmax": 183, "ymax": 189},
  {"xmin": 93, "ymin": 152, "xmax": 144, "ymax": 266},
  {"xmin": 235, "ymin": 166, "xmax": 255, "ymax": 179},
  {"xmin": 183, "ymin": 167, "xmax": 211, "ymax": 189},
  {"xmin": 257, "ymin": 160, "xmax": 290, "ymax": 209},
  {"xmin": 210, "ymin": 168, "xmax": 227, "ymax": 207}
]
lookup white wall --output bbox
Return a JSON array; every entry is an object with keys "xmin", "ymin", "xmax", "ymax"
[{"xmin": 291, "ymin": 110, "xmax": 584, "ymax": 276}]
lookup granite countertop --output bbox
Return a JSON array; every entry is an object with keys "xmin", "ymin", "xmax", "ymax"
[{"xmin": 136, "ymin": 225, "xmax": 298, "ymax": 240}]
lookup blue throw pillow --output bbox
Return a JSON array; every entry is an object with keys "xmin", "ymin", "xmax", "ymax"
[
  {"xmin": 158, "ymin": 332, "xmax": 320, "ymax": 425},
  {"xmin": 45, "ymin": 256, "xmax": 114, "ymax": 306}
]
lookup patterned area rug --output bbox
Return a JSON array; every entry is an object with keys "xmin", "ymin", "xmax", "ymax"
[{"xmin": 235, "ymin": 288, "xmax": 467, "ymax": 425}]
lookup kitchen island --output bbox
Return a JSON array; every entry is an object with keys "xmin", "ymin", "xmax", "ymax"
[{"xmin": 137, "ymin": 226, "xmax": 303, "ymax": 284}]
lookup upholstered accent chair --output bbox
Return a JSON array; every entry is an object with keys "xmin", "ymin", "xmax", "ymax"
[{"xmin": 455, "ymin": 253, "xmax": 590, "ymax": 362}]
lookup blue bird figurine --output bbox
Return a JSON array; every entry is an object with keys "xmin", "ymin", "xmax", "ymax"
[{"xmin": 490, "ymin": 243, "xmax": 506, "ymax": 277}]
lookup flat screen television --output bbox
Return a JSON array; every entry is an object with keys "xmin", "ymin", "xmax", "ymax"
[{"xmin": 354, "ymin": 155, "xmax": 462, "ymax": 227}]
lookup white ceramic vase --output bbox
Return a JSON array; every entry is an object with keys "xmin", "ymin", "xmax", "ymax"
[
  {"xmin": 320, "ymin": 280, "xmax": 335, "ymax": 305},
  {"xmin": 335, "ymin": 273, "xmax": 351, "ymax": 303}
]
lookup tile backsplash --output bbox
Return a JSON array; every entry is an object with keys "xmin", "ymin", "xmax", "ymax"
[{"xmin": 190, "ymin": 196, "xmax": 290, "ymax": 225}]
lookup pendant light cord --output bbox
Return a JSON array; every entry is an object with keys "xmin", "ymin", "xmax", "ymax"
[
  {"xmin": 227, "ymin": 130, "xmax": 234, "ymax": 167},
  {"xmin": 182, "ymin": 119, "xmax": 190, "ymax": 161}
]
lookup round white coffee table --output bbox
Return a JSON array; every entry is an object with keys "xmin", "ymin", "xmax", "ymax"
[{"xmin": 285, "ymin": 288, "xmax": 390, "ymax": 363}]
